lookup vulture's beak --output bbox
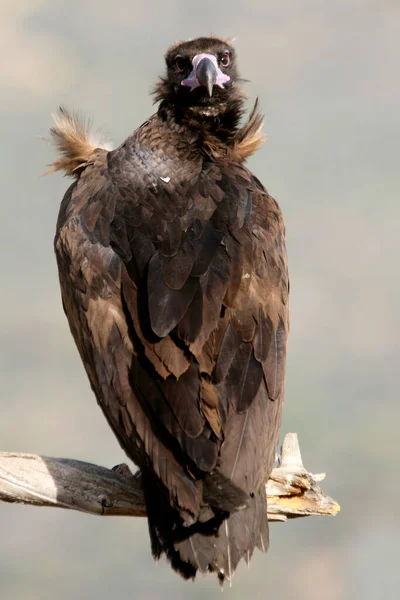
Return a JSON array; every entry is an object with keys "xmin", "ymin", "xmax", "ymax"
[
  {"xmin": 181, "ymin": 53, "xmax": 230, "ymax": 96},
  {"xmin": 196, "ymin": 57, "xmax": 217, "ymax": 97}
]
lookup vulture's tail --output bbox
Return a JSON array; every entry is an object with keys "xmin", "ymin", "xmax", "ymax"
[
  {"xmin": 142, "ymin": 468, "xmax": 269, "ymax": 585},
  {"xmin": 143, "ymin": 379, "xmax": 276, "ymax": 585},
  {"xmin": 176, "ymin": 484, "xmax": 269, "ymax": 585},
  {"xmin": 46, "ymin": 107, "xmax": 111, "ymax": 177}
]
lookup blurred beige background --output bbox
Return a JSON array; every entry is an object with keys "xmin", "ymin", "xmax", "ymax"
[{"xmin": 1, "ymin": 1, "xmax": 399, "ymax": 599}]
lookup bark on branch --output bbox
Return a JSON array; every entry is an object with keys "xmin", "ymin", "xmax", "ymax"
[{"xmin": 0, "ymin": 433, "xmax": 339, "ymax": 522}]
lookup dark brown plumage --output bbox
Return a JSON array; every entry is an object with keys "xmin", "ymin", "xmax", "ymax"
[{"xmin": 50, "ymin": 36, "xmax": 289, "ymax": 584}]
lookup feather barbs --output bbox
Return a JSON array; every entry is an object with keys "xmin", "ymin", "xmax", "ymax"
[
  {"xmin": 47, "ymin": 107, "xmax": 111, "ymax": 177},
  {"xmin": 231, "ymin": 99, "xmax": 265, "ymax": 163}
]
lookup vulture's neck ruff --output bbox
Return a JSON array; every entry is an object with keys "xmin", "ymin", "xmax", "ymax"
[{"xmin": 48, "ymin": 38, "xmax": 265, "ymax": 176}]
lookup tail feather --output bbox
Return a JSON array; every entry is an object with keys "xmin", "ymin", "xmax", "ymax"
[
  {"xmin": 216, "ymin": 488, "xmax": 269, "ymax": 583},
  {"xmin": 47, "ymin": 106, "xmax": 111, "ymax": 177},
  {"xmin": 176, "ymin": 487, "xmax": 269, "ymax": 585},
  {"xmin": 144, "ymin": 381, "xmax": 277, "ymax": 585},
  {"xmin": 144, "ymin": 471, "xmax": 269, "ymax": 585}
]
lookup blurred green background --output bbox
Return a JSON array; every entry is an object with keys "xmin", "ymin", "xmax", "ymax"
[{"xmin": 1, "ymin": 1, "xmax": 399, "ymax": 598}]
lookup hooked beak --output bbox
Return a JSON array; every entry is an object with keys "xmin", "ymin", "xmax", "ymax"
[
  {"xmin": 181, "ymin": 53, "xmax": 230, "ymax": 96},
  {"xmin": 196, "ymin": 57, "xmax": 217, "ymax": 97}
]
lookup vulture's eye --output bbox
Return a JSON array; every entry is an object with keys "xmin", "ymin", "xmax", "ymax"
[
  {"xmin": 220, "ymin": 52, "xmax": 230, "ymax": 67},
  {"xmin": 174, "ymin": 55, "xmax": 186, "ymax": 72}
]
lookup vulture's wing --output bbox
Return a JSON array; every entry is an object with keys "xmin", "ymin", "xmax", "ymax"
[{"xmin": 55, "ymin": 134, "xmax": 289, "ymax": 578}]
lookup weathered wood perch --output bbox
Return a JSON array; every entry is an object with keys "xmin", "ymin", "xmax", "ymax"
[{"xmin": 0, "ymin": 433, "xmax": 339, "ymax": 522}]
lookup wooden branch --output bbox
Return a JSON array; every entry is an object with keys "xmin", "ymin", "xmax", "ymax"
[{"xmin": 0, "ymin": 433, "xmax": 339, "ymax": 522}]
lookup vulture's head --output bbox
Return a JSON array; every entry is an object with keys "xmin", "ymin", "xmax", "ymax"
[{"xmin": 155, "ymin": 37, "xmax": 242, "ymax": 119}]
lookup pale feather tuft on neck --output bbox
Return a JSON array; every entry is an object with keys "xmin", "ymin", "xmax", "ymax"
[
  {"xmin": 46, "ymin": 107, "xmax": 112, "ymax": 177},
  {"xmin": 231, "ymin": 99, "xmax": 265, "ymax": 162}
]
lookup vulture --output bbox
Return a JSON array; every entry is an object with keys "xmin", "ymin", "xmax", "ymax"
[{"xmin": 49, "ymin": 36, "xmax": 289, "ymax": 584}]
